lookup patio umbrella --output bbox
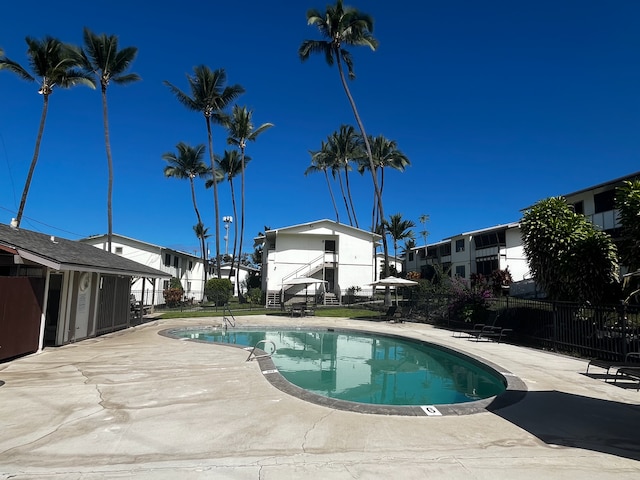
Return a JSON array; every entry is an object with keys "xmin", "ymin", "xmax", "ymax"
[{"xmin": 370, "ymin": 276, "xmax": 418, "ymax": 304}]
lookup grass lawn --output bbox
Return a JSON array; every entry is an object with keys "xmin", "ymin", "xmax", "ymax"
[{"xmin": 157, "ymin": 306, "xmax": 378, "ymax": 320}]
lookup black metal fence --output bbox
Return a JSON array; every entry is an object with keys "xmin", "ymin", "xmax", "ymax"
[{"xmin": 418, "ymin": 295, "xmax": 640, "ymax": 361}]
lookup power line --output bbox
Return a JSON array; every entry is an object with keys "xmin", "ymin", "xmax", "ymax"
[
  {"xmin": 0, "ymin": 131, "xmax": 18, "ymax": 209},
  {"xmin": 0, "ymin": 204, "xmax": 87, "ymax": 238}
]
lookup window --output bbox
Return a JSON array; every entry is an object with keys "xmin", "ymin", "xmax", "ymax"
[
  {"xmin": 426, "ymin": 246, "xmax": 437, "ymax": 258},
  {"xmin": 188, "ymin": 260, "xmax": 193, "ymax": 271},
  {"xmin": 594, "ymin": 189, "xmax": 616, "ymax": 213},
  {"xmin": 408, "ymin": 252, "xmax": 414, "ymax": 261},
  {"xmin": 164, "ymin": 253, "xmax": 171, "ymax": 266},
  {"xmin": 572, "ymin": 201, "xmax": 584, "ymax": 215},
  {"xmin": 476, "ymin": 257, "xmax": 499, "ymax": 276},
  {"xmin": 115, "ymin": 246, "xmax": 123, "ymax": 255},
  {"xmin": 455, "ymin": 239, "xmax": 465, "ymax": 252},
  {"xmin": 474, "ymin": 231, "xmax": 506, "ymax": 249},
  {"xmin": 439, "ymin": 243, "xmax": 451, "ymax": 256},
  {"xmin": 163, "ymin": 280, "xmax": 169, "ymax": 289},
  {"xmin": 325, "ymin": 239, "xmax": 336, "ymax": 252},
  {"xmin": 455, "ymin": 265, "xmax": 466, "ymax": 278},
  {"xmin": 186, "ymin": 281, "xmax": 191, "ymax": 292},
  {"xmin": 173, "ymin": 256, "xmax": 179, "ymax": 268}
]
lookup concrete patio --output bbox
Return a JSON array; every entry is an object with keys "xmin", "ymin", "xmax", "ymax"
[{"xmin": 1, "ymin": 315, "xmax": 639, "ymax": 479}]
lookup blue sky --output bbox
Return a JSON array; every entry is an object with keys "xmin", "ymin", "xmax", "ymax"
[{"xmin": 1, "ymin": 0, "xmax": 638, "ymax": 257}]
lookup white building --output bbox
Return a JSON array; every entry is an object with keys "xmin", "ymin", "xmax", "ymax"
[
  {"xmin": 405, "ymin": 222, "xmax": 529, "ymax": 283},
  {"xmin": 80, "ymin": 233, "xmax": 206, "ymax": 305},
  {"xmin": 258, "ymin": 219, "xmax": 382, "ymax": 307}
]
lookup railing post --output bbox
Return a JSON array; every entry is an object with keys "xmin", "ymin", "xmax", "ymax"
[
  {"xmin": 620, "ymin": 301, "xmax": 628, "ymax": 359},
  {"xmin": 552, "ymin": 301, "xmax": 558, "ymax": 352}
]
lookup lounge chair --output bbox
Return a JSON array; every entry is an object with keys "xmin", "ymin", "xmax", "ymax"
[
  {"xmin": 471, "ymin": 326, "xmax": 512, "ymax": 343},
  {"xmin": 453, "ymin": 323, "xmax": 487, "ymax": 338},
  {"xmin": 614, "ymin": 366, "xmax": 640, "ymax": 391},
  {"xmin": 453, "ymin": 312, "xmax": 502, "ymax": 339},
  {"xmin": 585, "ymin": 352, "xmax": 640, "ymax": 375}
]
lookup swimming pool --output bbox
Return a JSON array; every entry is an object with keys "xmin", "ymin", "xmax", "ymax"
[{"xmin": 163, "ymin": 326, "xmax": 523, "ymax": 416}]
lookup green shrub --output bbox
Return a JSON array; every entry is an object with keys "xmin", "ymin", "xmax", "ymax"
[
  {"xmin": 163, "ymin": 278, "xmax": 184, "ymax": 307},
  {"xmin": 205, "ymin": 278, "xmax": 233, "ymax": 306},
  {"xmin": 247, "ymin": 287, "xmax": 263, "ymax": 306}
]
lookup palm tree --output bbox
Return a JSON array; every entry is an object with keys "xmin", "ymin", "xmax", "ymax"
[
  {"xmin": 384, "ymin": 213, "xmax": 416, "ymax": 261},
  {"xmin": 299, "ymin": 1, "xmax": 387, "ymax": 246},
  {"xmin": 193, "ymin": 222, "xmax": 211, "ymax": 300},
  {"xmin": 0, "ymin": 37, "xmax": 95, "ymax": 227},
  {"xmin": 225, "ymin": 105, "xmax": 273, "ymax": 292},
  {"xmin": 162, "ymin": 142, "xmax": 209, "ymax": 288},
  {"xmin": 357, "ymin": 134, "xmax": 410, "ymax": 230},
  {"xmin": 418, "ymin": 214, "xmax": 430, "ymax": 245},
  {"xmin": 308, "ymin": 139, "xmax": 353, "ymax": 225},
  {"xmin": 300, "ymin": 1, "xmax": 393, "ymax": 304},
  {"xmin": 330, "ymin": 125, "xmax": 363, "ymax": 228},
  {"xmin": 82, "ymin": 28, "xmax": 140, "ymax": 253},
  {"xmin": 164, "ymin": 66, "xmax": 244, "ymax": 278},
  {"xmin": 216, "ymin": 149, "xmax": 251, "ymax": 279},
  {"xmin": 304, "ymin": 144, "xmax": 340, "ymax": 223}
]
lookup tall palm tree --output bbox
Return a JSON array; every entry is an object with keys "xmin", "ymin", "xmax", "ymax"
[
  {"xmin": 216, "ymin": 149, "xmax": 251, "ymax": 279},
  {"xmin": 330, "ymin": 125, "xmax": 363, "ymax": 228},
  {"xmin": 0, "ymin": 37, "xmax": 95, "ymax": 227},
  {"xmin": 308, "ymin": 139, "xmax": 352, "ymax": 225},
  {"xmin": 193, "ymin": 222, "xmax": 211, "ymax": 300},
  {"xmin": 300, "ymin": 1, "xmax": 393, "ymax": 303},
  {"xmin": 357, "ymin": 134, "xmax": 410, "ymax": 230},
  {"xmin": 162, "ymin": 142, "xmax": 209, "ymax": 288},
  {"xmin": 418, "ymin": 213, "xmax": 430, "ymax": 245},
  {"xmin": 164, "ymin": 66, "xmax": 244, "ymax": 278},
  {"xmin": 299, "ymin": 2, "xmax": 387, "ymax": 241},
  {"xmin": 225, "ymin": 105, "xmax": 273, "ymax": 292},
  {"xmin": 304, "ymin": 144, "xmax": 340, "ymax": 223},
  {"xmin": 82, "ymin": 27, "xmax": 140, "ymax": 253},
  {"xmin": 384, "ymin": 213, "xmax": 416, "ymax": 261}
]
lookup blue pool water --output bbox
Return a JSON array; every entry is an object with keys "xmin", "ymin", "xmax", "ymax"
[{"xmin": 170, "ymin": 327, "xmax": 506, "ymax": 406}]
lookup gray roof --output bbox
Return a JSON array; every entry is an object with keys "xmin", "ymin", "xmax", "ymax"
[{"xmin": 0, "ymin": 223, "xmax": 171, "ymax": 278}]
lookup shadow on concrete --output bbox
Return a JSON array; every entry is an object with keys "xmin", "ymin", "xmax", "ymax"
[{"xmin": 489, "ymin": 390, "xmax": 640, "ymax": 461}]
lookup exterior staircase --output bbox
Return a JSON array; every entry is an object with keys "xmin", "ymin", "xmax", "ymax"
[{"xmin": 323, "ymin": 292, "xmax": 340, "ymax": 306}]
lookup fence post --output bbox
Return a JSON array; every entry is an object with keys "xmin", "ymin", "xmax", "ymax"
[
  {"xmin": 552, "ymin": 301, "xmax": 558, "ymax": 352},
  {"xmin": 620, "ymin": 301, "xmax": 628, "ymax": 359}
]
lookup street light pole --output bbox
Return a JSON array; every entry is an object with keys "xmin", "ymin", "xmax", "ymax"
[{"xmin": 223, "ymin": 216, "xmax": 233, "ymax": 257}]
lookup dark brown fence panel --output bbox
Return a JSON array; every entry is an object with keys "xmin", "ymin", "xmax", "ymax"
[
  {"xmin": 96, "ymin": 275, "xmax": 131, "ymax": 336},
  {"xmin": 0, "ymin": 277, "xmax": 44, "ymax": 361}
]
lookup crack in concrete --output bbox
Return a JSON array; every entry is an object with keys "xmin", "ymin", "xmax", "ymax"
[{"xmin": 301, "ymin": 410, "xmax": 334, "ymax": 453}]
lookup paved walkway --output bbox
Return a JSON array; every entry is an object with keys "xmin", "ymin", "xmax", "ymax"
[{"xmin": 1, "ymin": 315, "xmax": 639, "ymax": 479}]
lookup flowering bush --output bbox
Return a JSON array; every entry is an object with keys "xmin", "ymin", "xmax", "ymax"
[
  {"xmin": 406, "ymin": 271, "xmax": 421, "ymax": 280},
  {"xmin": 448, "ymin": 276, "xmax": 493, "ymax": 323}
]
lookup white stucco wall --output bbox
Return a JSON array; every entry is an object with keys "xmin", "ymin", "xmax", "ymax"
[
  {"xmin": 503, "ymin": 228, "xmax": 530, "ymax": 281},
  {"xmin": 263, "ymin": 222, "xmax": 378, "ymax": 295}
]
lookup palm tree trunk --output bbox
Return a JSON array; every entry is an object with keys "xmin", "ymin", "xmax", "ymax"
[
  {"xmin": 344, "ymin": 164, "xmax": 359, "ymax": 228},
  {"xmin": 16, "ymin": 94, "xmax": 49, "ymax": 227},
  {"xmin": 335, "ymin": 54, "xmax": 391, "ymax": 304},
  {"xmin": 237, "ymin": 144, "xmax": 247, "ymax": 300},
  {"xmin": 228, "ymin": 177, "xmax": 239, "ymax": 281},
  {"xmin": 337, "ymin": 173, "xmax": 353, "ymax": 226},
  {"xmin": 205, "ymin": 117, "xmax": 221, "ymax": 278},
  {"xmin": 189, "ymin": 177, "xmax": 207, "ymax": 292},
  {"xmin": 324, "ymin": 169, "xmax": 340, "ymax": 223},
  {"xmin": 101, "ymin": 86, "xmax": 114, "ymax": 253}
]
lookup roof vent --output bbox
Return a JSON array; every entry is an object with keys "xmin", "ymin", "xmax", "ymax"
[
  {"xmin": 50, "ymin": 236, "xmax": 58, "ymax": 244},
  {"xmin": 10, "ymin": 218, "xmax": 18, "ymax": 229}
]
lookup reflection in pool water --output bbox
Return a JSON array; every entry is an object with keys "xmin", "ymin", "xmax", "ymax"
[{"xmin": 173, "ymin": 328, "xmax": 506, "ymax": 406}]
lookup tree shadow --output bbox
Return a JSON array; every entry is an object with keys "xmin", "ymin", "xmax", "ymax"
[{"xmin": 488, "ymin": 390, "xmax": 640, "ymax": 461}]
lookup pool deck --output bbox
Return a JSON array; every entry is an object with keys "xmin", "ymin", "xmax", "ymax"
[{"xmin": 1, "ymin": 315, "xmax": 639, "ymax": 479}]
